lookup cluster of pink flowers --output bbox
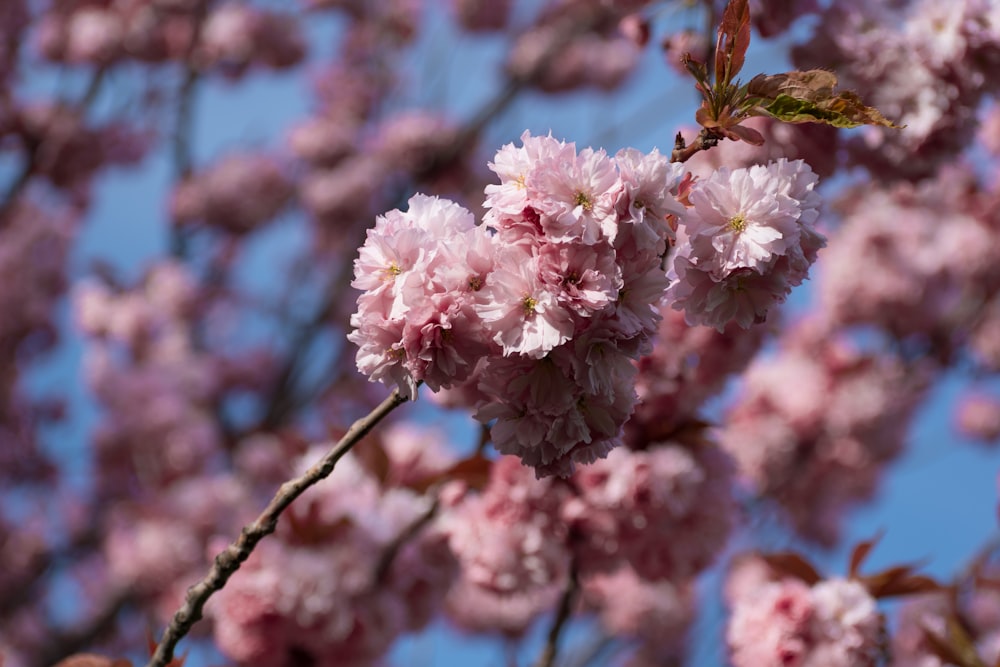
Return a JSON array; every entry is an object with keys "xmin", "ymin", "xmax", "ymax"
[
  {"xmin": 350, "ymin": 131, "xmax": 694, "ymax": 476},
  {"xmin": 5, "ymin": 103, "xmax": 146, "ymax": 201},
  {"xmin": 103, "ymin": 473, "xmax": 253, "ymax": 621},
  {"xmin": 792, "ymin": 0, "xmax": 1000, "ymax": 179},
  {"xmin": 198, "ymin": 3, "xmax": 305, "ymax": 77},
  {"xmin": 170, "ymin": 152, "xmax": 294, "ymax": 234},
  {"xmin": 819, "ymin": 165, "xmax": 1000, "ymax": 345},
  {"xmin": 36, "ymin": 1, "xmax": 305, "ymax": 73},
  {"xmin": 891, "ymin": 583, "xmax": 1000, "ymax": 667},
  {"xmin": 666, "ymin": 158, "xmax": 825, "ymax": 331},
  {"xmin": 439, "ymin": 442, "xmax": 732, "ymax": 640},
  {"xmin": 629, "ymin": 304, "xmax": 769, "ymax": 436},
  {"xmin": 566, "ymin": 440, "xmax": 736, "ymax": 581},
  {"xmin": 212, "ymin": 442, "xmax": 456, "ymax": 667},
  {"xmin": 74, "ymin": 262, "xmax": 272, "ymax": 498},
  {"xmin": 727, "ymin": 574, "xmax": 883, "ymax": 667},
  {"xmin": 349, "ymin": 133, "xmax": 829, "ymax": 476},
  {"xmin": 582, "ymin": 566, "xmax": 694, "ymax": 665},
  {"xmin": 441, "ymin": 455, "xmax": 571, "ymax": 634},
  {"xmin": 505, "ymin": 3, "xmax": 650, "ymax": 93},
  {"xmin": 719, "ymin": 320, "xmax": 928, "ymax": 544}
]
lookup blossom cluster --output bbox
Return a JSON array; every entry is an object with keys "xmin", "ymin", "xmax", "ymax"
[
  {"xmin": 719, "ymin": 320, "xmax": 928, "ymax": 544},
  {"xmin": 36, "ymin": 1, "xmax": 305, "ymax": 74},
  {"xmin": 351, "ymin": 132, "xmax": 687, "ymax": 476},
  {"xmin": 666, "ymin": 158, "xmax": 825, "ymax": 331},
  {"xmin": 440, "ymin": 442, "xmax": 729, "ymax": 644},
  {"xmin": 211, "ymin": 441, "xmax": 457, "ymax": 667},
  {"xmin": 819, "ymin": 164, "xmax": 1000, "ymax": 344},
  {"xmin": 349, "ymin": 132, "xmax": 828, "ymax": 476},
  {"xmin": 727, "ymin": 573, "xmax": 883, "ymax": 667},
  {"xmin": 891, "ymin": 579, "xmax": 1000, "ymax": 667},
  {"xmin": 792, "ymin": 0, "xmax": 1000, "ymax": 179}
]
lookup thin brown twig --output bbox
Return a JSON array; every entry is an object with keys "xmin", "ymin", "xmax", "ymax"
[
  {"xmin": 373, "ymin": 494, "xmax": 440, "ymax": 584},
  {"xmin": 670, "ymin": 127, "xmax": 723, "ymax": 163},
  {"xmin": 532, "ymin": 556, "xmax": 580, "ymax": 667},
  {"xmin": 0, "ymin": 66, "xmax": 107, "ymax": 224},
  {"xmin": 145, "ymin": 386, "xmax": 414, "ymax": 667},
  {"xmin": 475, "ymin": 422, "xmax": 491, "ymax": 455},
  {"xmin": 169, "ymin": 1, "xmax": 210, "ymax": 259}
]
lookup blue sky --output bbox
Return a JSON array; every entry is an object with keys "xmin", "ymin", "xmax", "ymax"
[{"xmin": 17, "ymin": 5, "xmax": 1000, "ymax": 665}]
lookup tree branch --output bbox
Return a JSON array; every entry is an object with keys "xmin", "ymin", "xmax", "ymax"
[
  {"xmin": 145, "ymin": 386, "xmax": 414, "ymax": 667},
  {"xmin": 532, "ymin": 556, "xmax": 580, "ymax": 667},
  {"xmin": 670, "ymin": 127, "xmax": 724, "ymax": 163},
  {"xmin": 0, "ymin": 66, "xmax": 107, "ymax": 225},
  {"xmin": 169, "ymin": 1, "xmax": 210, "ymax": 259},
  {"xmin": 373, "ymin": 494, "xmax": 440, "ymax": 584}
]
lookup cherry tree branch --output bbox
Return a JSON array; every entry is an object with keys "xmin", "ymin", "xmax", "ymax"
[
  {"xmin": 0, "ymin": 65, "xmax": 107, "ymax": 224},
  {"xmin": 533, "ymin": 556, "xmax": 580, "ymax": 667},
  {"xmin": 145, "ymin": 386, "xmax": 414, "ymax": 667},
  {"xmin": 670, "ymin": 127, "xmax": 723, "ymax": 163},
  {"xmin": 169, "ymin": 0, "xmax": 210, "ymax": 259},
  {"xmin": 373, "ymin": 494, "xmax": 440, "ymax": 584}
]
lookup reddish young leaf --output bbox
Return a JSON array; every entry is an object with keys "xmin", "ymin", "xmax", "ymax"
[
  {"xmin": 145, "ymin": 630, "xmax": 188, "ymax": 667},
  {"xmin": 848, "ymin": 531, "xmax": 885, "ymax": 578},
  {"xmin": 725, "ymin": 123, "xmax": 765, "ymax": 145},
  {"xmin": 409, "ymin": 454, "xmax": 493, "ymax": 494},
  {"xmin": 860, "ymin": 565, "xmax": 945, "ymax": 599},
  {"xmin": 758, "ymin": 552, "xmax": 823, "ymax": 585},
  {"xmin": 715, "ymin": 0, "xmax": 751, "ymax": 86},
  {"xmin": 682, "ymin": 53, "xmax": 709, "ymax": 88}
]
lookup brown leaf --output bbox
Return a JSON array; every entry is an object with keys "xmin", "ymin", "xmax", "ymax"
[
  {"xmin": 860, "ymin": 565, "xmax": 945, "ymax": 599},
  {"xmin": 747, "ymin": 70, "xmax": 838, "ymax": 102},
  {"xmin": 726, "ymin": 123, "xmax": 765, "ymax": 145},
  {"xmin": 758, "ymin": 552, "xmax": 823, "ymax": 585},
  {"xmin": 695, "ymin": 105, "xmax": 715, "ymax": 128},
  {"xmin": 409, "ymin": 454, "xmax": 493, "ymax": 494},
  {"xmin": 715, "ymin": 0, "xmax": 751, "ymax": 85},
  {"xmin": 848, "ymin": 531, "xmax": 884, "ymax": 578}
]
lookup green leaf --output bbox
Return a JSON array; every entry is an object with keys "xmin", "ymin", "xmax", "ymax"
[{"xmin": 759, "ymin": 93, "xmax": 901, "ymax": 129}]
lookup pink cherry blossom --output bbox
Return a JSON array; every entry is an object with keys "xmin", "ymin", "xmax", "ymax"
[
  {"xmin": 666, "ymin": 159, "xmax": 824, "ymax": 331},
  {"xmin": 727, "ymin": 576, "xmax": 882, "ymax": 667}
]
